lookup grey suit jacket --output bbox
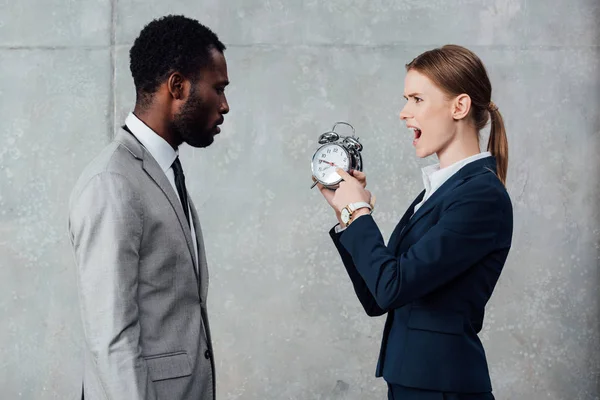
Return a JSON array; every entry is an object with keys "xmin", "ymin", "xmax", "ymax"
[{"xmin": 68, "ymin": 128, "xmax": 215, "ymax": 400}]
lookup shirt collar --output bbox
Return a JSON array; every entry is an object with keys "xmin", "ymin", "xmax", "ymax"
[
  {"xmin": 421, "ymin": 151, "xmax": 492, "ymax": 194},
  {"xmin": 125, "ymin": 112, "xmax": 178, "ymax": 173}
]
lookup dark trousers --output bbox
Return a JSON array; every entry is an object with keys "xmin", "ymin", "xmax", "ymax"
[{"xmin": 387, "ymin": 383, "xmax": 495, "ymax": 400}]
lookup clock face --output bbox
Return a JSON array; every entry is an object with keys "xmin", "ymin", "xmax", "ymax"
[{"xmin": 311, "ymin": 143, "xmax": 351, "ymax": 185}]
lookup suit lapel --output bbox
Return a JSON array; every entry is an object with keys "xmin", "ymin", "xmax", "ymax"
[
  {"xmin": 115, "ymin": 128, "xmax": 199, "ymax": 275},
  {"xmin": 387, "ymin": 190, "xmax": 425, "ymax": 250},
  {"xmin": 189, "ymin": 197, "xmax": 208, "ymax": 302},
  {"xmin": 394, "ymin": 156, "xmax": 497, "ymax": 248},
  {"xmin": 396, "ymin": 178, "xmax": 464, "ymax": 247}
]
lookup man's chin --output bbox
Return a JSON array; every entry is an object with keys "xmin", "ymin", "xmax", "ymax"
[{"xmin": 184, "ymin": 136, "xmax": 214, "ymax": 149}]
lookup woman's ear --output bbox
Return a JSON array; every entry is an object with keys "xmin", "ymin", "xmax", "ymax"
[{"xmin": 452, "ymin": 94, "xmax": 472, "ymax": 120}]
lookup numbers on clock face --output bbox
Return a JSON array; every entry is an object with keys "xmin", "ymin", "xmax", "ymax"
[{"xmin": 312, "ymin": 144, "xmax": 350, "ymax": 184}]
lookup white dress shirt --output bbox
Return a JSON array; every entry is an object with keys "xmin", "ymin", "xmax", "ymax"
[
  {"xmin": 125, "ymin": 112, "xmax": 199, "ymax": 270},
  {"xmin": 412, "ymin": 151, "xmax": 492, "ymax": 215}
]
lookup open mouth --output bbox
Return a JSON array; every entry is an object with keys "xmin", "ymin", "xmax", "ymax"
[{"xmin": 410, "ymin": 127, "xmax": 422, "ymax": 145}]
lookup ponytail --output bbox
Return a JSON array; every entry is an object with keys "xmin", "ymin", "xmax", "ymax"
[{"xmin": 487, "ymin": 103, "xmax": 508, "ymax": 185}]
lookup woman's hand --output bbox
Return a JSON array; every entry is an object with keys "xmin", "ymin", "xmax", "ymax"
[
  {"xmin": 349, "ymin": 169, "xmax": 367, "ymax": 189},
  {"xmin": 315, "ymin": 169, "xmax": 373, "ymax": 225}
]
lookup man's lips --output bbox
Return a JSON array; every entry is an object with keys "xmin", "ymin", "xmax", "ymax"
[{"xmin": 214, "ymin": 118, "xmax": 224, "ymax": 133}]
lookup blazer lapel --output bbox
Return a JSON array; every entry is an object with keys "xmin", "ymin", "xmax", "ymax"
[
  {"xmin": 396, "ymin": 177, "xmax": 464, "ymax": 246},
  {"xmin": 142, "ymin": 156, "xmax": 199, "ymax": 273},
  {"xmin": 387, "ymin": 190, "xmax": 425, "ymax": 250},
  {"xmin": 189, "ymin": 197, "xmax": 208, "ymax": 302},
  {"xmin": 394, "ymin": 156, "xmax": 497, "ymax": 248},
  {"xmin": 114, "ymin": 128, "xmax": 199, "ymax": 274}
]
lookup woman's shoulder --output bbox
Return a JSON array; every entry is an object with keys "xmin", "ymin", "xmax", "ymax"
[{"xmin": 448, "ymin": 168, "xmax": 513, "ymax": 212}]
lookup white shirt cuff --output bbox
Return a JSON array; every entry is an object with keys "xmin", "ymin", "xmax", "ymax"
[{"xmin": 334, "ymin": 223, "xmax": 347, "ymax": 233}]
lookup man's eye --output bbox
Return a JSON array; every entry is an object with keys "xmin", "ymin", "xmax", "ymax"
[{"xmin": 414, "ymin": 97, "xmax": 422, "ymax": 103}]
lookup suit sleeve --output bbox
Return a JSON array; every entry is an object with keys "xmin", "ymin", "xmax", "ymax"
[
  {"xmin": 338, "ymin": 185, "xmax": 512, "ymax": 311},
  {"xmin": 68, "ymin": 172, "xmax": 157, "ymax": 400},
  {"xmin": 330, "ymin": 225, "xmax": 386, "ymax": 317}
]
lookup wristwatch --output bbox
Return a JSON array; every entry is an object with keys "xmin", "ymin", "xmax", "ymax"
[{"xmin": 340, "ymin": 202, "xmax": 372, "ymax": 226}]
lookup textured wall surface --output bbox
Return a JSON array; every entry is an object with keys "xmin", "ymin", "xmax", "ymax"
[{"xmin": 1, "ymin": 1, "xmax": 599, "ymax": 399}]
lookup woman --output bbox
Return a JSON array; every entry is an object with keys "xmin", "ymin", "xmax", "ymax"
[{"xmin": 316, "ymin": 45, "xmax": 512, "ymax": 399}]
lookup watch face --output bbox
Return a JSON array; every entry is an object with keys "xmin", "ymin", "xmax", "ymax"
[
  {"xmin": 340, "ymin": 208, "xmax": 350, "ymax": 223},
  {"xmin": 311, "ymin": 143, "xmax": 351, "ymax": 186}
]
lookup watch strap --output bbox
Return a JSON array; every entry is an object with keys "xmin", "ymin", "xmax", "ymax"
[
  {"xmin": 348, "ymin": 201, "xmax": 372, "ymax": 212},
  {"xmin": 344, "ymin": 201, "xmax": 372, "ymax": 226}
]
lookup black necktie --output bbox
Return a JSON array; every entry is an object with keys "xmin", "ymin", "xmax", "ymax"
[{"xmin": 172, "ymin": 157, "xmax": 190, "ymax": 227}]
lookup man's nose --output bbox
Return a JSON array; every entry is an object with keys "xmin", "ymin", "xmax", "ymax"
[{"xmin": 220, "ymin": 96, "xmax": 230, "ymax": 114}]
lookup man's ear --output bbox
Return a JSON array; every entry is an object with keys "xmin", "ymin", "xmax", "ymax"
[
  {"xmin": 452, "ymin": 93, "xmax": 472, "ymax": 120},
  {"xmin": 167, "ymin": 72, "xmax": 187, "ymax": 100}
]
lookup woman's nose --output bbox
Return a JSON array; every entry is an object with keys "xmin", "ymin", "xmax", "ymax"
[{"xmin": 399, "ymin": 104, "xmax": 410, "ymax": 120}]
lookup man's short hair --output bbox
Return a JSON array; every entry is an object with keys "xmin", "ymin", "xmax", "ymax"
[{"xmin": 129, "ymin": 15, "xmax": 226, "ymax": 107}]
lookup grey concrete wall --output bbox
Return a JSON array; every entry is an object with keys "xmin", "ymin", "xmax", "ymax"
[{"xmin": 1, "ymin": 1, "xmax": 599, "ymax": 399}]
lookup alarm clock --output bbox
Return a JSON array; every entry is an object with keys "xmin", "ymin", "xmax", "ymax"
[{"xmin": 310, "ymin": 122, "xmax": 363, "ymax": 190}]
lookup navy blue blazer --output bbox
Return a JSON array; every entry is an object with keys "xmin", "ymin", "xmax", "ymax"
[{"xmin": 330, "ymin": 156, "xmax": 513, "ymax": 393}]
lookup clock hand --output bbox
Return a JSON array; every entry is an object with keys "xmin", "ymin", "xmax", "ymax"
[{"xmin": 319, "ymin": 159, "xmax": 337, "ymax": 167}]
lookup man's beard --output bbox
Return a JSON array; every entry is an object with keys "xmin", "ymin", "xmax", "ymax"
[{"xmin": 171, "ymin": 87, "xmax": 214, "ymax": 148}]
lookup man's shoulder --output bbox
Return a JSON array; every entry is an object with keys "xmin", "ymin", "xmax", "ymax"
[{"xmin": 69, "ymin": 138, "xmax": 141, "ymax": 202}]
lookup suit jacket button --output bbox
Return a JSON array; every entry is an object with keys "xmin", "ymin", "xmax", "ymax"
[{"xmin": 205, "ymin": 350, "xmax": 211, "ymax": 359}]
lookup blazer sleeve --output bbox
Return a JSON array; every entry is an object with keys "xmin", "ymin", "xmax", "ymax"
[
  {"xmin": 330, "ymin": 224, "xmax": 386, "ymax": 317},
  {"xmin": 68, "ymin": 172, "xmax": 157, "ymax": 400},
  {"xmin": 338, "ymin": 184, "xmax": 512, "ymax": 311}
]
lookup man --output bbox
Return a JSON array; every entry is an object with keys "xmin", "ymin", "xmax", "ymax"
[{"xmin": 68, "ymin": 15, "xmax": 229, "ymax": 400}]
